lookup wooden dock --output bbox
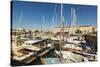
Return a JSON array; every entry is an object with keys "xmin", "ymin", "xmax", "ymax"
[{"xmin": 24, "ymin": 47, "xmax": 54, "ymax": 64}]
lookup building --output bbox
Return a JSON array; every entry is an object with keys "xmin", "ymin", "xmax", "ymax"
[
  {"xmin": 79, "ymin": 26, "xmax": 95, "ymax": 34},
  {"xmin": 51, "ymin": 26, "xmax": 78, "ymax": 34},
  {"xmin": 51, "ymin": 26, "xmax": 96, "ymax": 34}
]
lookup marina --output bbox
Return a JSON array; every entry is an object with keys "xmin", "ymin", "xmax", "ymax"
[
  {"xmin": 11, "ymin": 31, "xmax": 97, "ymax": 66},
  {"xmin": 11, "ymin": 1, "xmax": 97, "ymax": 66}
]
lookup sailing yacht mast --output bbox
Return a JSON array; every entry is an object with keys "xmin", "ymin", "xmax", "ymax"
[
  {"xmin": 41, "ymin": 16, "xmax": 44, "ymax": 36},
  {"xmin": 41, "ymin": 16, "xmax": 44, "ymax": 32},
  {"xmin": 15, "ymin": 13, "xmax": 23, "ymax": 46},
  {"xmin": 59, "ymin": 3, "xmax": 64, "ymax": 62},
  {"xmin": 18, "ymin": 13, "xmax": 23, "ymax": 29},
  {"xmin": 71, "ymin": 8, "xmax": 77, "ymax": 34}
]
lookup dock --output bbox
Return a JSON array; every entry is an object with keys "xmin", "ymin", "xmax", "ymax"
[{"xmin": 11, "ymin": 46, "xmax": 54, "ymax": 66}]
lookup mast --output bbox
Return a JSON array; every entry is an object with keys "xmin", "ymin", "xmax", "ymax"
[
  {"xmin": 59, "ymin": 3, "xmax": 64, "ymax": 62},
  {"xmin": 72, "ymin": 8, "xmax": 76, "ymax": 26},
  {"xmin": 43, "ymin": 16, "xmax": 44, "ymax": 31},
  {"xmin": 71, "ymin": 8, "xmax": 77, "ymax": 34},
  {"xmin": 42, "ymin": 16, "xmax": 44, "ymax": 32},
  {"xmin": 18, "ymin": 12, "xmax": 23, "ymax": 29},
  {"xmin": 16, "ymin": 13, "xmax": 23, "ymax": 46},
  {"xmin": 40, "ymin": 16, "xmax": 44, "ymax": 38},
  {"xmin": 51, "ymin": 4, "xmax": 57, "ymax": 32}
]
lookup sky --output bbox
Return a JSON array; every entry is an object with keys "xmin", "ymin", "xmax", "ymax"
[{"xmin": 11, "ymin": 1, "xmax": 97, "ymax": 31}]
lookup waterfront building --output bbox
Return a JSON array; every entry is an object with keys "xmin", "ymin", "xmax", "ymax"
[
  {"xmin": 51, "ymin": 26, "xmax": 96, "ymax": 35},
  {"xmin": 79, "ymin": 26, "xmax": 96, "ymax": 34}
]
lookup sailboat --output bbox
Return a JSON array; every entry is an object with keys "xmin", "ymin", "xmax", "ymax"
[{"xmin": 54, "ymin": 4, "xmax": 91, "ymax": 63}]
